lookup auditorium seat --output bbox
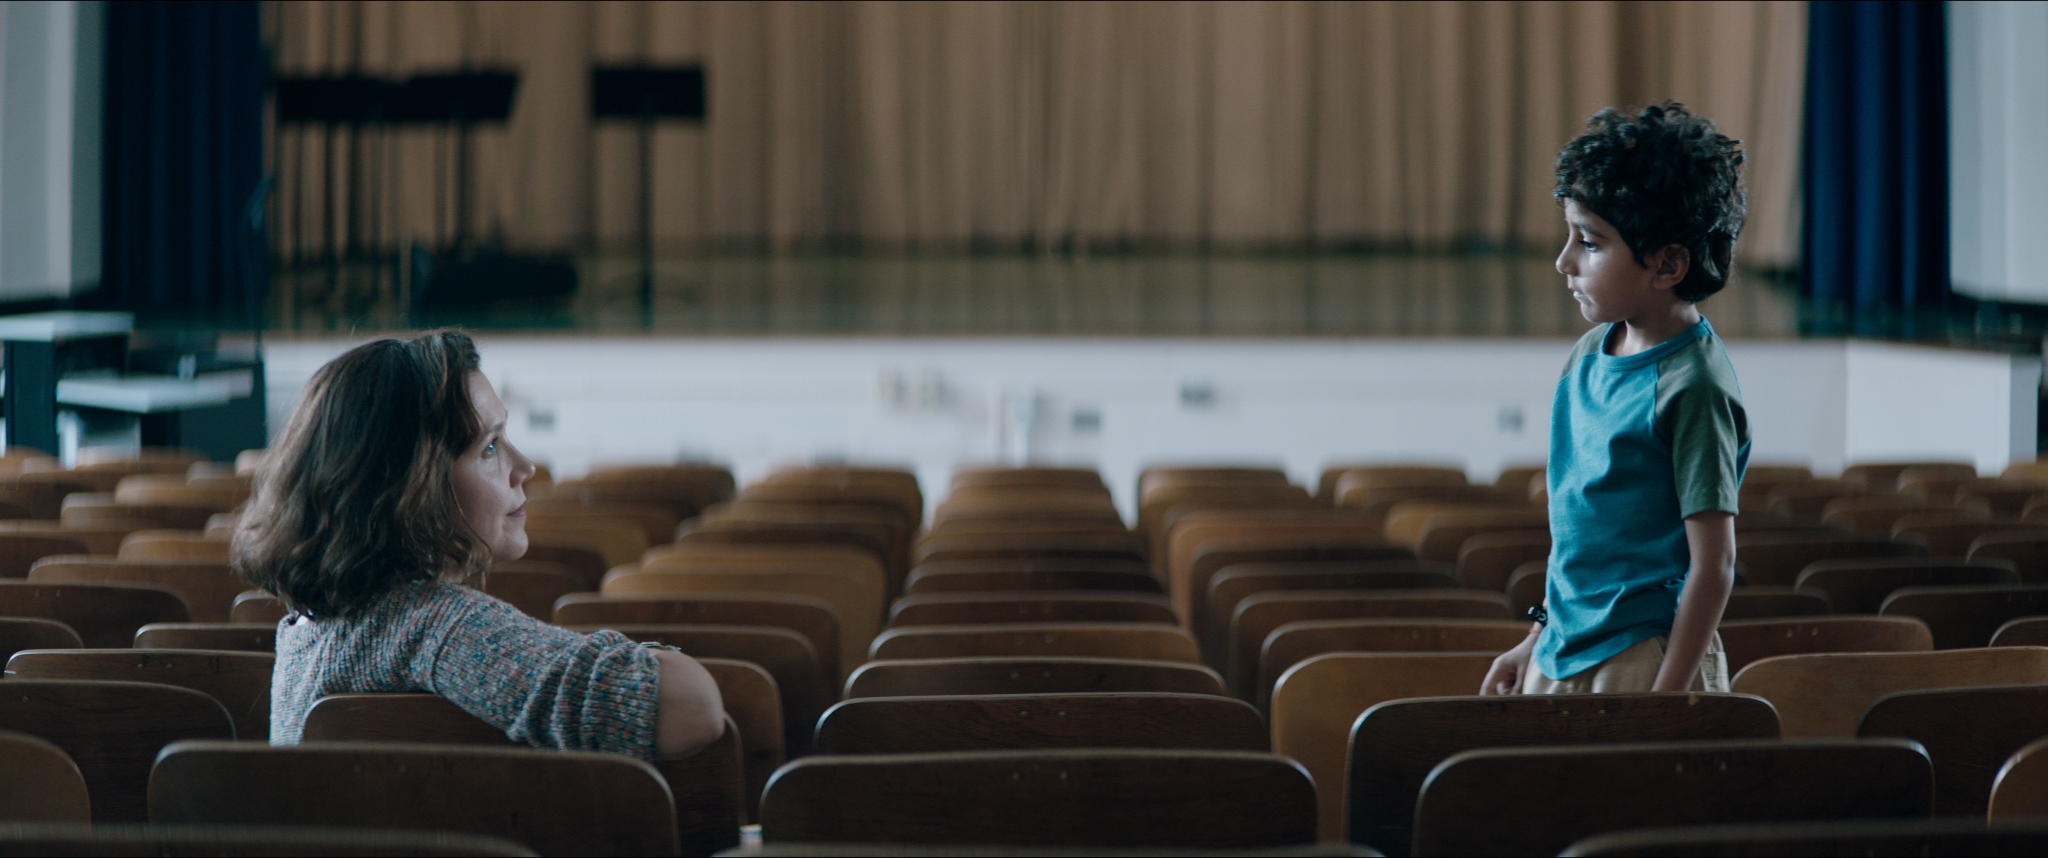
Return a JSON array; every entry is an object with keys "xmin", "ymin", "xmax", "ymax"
[
  {"xmin": 1413, "ymin": 737, "xmax": 1930, "ymax": 856},
  {"xmin": 694, "ymin": 659, "xmax": 781, "ymax": 823},
  {"xmin": 1455, "ymin": 530, "xmax": 1551, "ymax": 591},
  {"xmin": 0, "ymin": 520, "xmax": 154, "ymax": 555},
  {"xmin": 1992, "ymin": 617, "xmax": 2048, "ymax": 647},
  {"xmin": 60, "ymin": 497, "xmax": 219, "ymax": 532},
  {"xmin": 1228, "ymin": 590, "xmax": 1512, "ymax": 699},
  {"xmin": 1730, "ymin": 647, "xmax": 2048, "ymax": 737},
  {"xmin": 1563, "ymin": 817, "xmax": 2048, "ymax": 857},
  {"xmin": 116, "ymin": 529, "xmax": 231, "ymax": 562},
  {"xmin": 0, "ymin": 534, "xmax": 93, "ymax": 577},
  {"xmin": 1268, "ymin": 651, "xmax": 1499, "ymax": 840},
  {"xmin": 477, "ymin": 560, "xmax": 588, "ymax": 620},
  {"xmin": 0, "ymin": 581, "xmax": 189, "ymax": 646},
  {"xmin": 1257, "ymin": 618, "xmax": 1528, "ymax": 708},
  {"xmin": 757, "ymin": 748, "xmax": 1315, "ymax": 848},
  {"xmin": 1991, "ymin": 737, "xmax": 2048, "ymax": 819},
  {"xmin": 1859, "ymin": 684, "xmax": 2048, "ymax": 815},
  {"xmin": 0, "ymin": 679, "xmax": 233, "ymax": 821},
  {"xmin": 553, "ymin": 593, "xmax": 841, "ymax": 685},
  {"xmin": 0, "ymin": 823, "xmax": 536, "ymax": 856},
  {"xmin": 148, "ymin": 737, "xmax": 735, "ymax": 855},
  {"xmin": 912, "ymin": 531, "xmax": 1144, "ymax": 568},
  {"xmin": 1880, "ymin": 584, "xmax": 2048, "ymax": 648},
  {"xmin": 1795, "ymin": 558, "xmax": 2018, "ymax": 614},
  {"xmin": 231, "ymin": 591, "xmax": 288, "ymax": 624},
  {"xmin": 112, "ymin": 474, "xmax": 249, "ymax": 509},
  {"xmin": 1349, "ymin": 692, "xmax": 1779, "ymax": 855},
  {"xmin": 1506, "ymin": 561, "xmax": 1546, "ymax": 614},
  {"xmin": 1495, "ymin": 464, "xmax": 1546, "ymax": 498},
  {"xmin": 1139, "ymin": 482, "xmax": 1318, "ymax": 564},
  {"xmin": 902, "ymin": 557, "xmax": 1161, "ymax": 596},
  {"xmin": 1844, "ymin": 461, "xmax": 1976, "ymax": 493},
  {"xmin": 1721, "ymin": 586, "xmax": 1834, "ymax": 619},
  {"xmin": 1204, "ymin": 560, "xmax": 1458, "ymax": 663},
  {"xmin": 949, "ymin": 465, "xmax": 1107, "ymax": 493},
  {"xmin": 1717, "ymin": 616, "xmax": 1932, "ymax": 674},
  {"xmin": 0, "ymin": 729, "xmax": 90, "ymax": 823},
  {"xmin": 1381, "ymin": 500, "xmax": 1539, "ymax": 552},
  {"xmin": 134, "ymin": 622, "xmax": 276, "ymax": 652},
  {"xmin": 6, "ymin": 649, "xmax": 273, "ymax": 740},
  {"xmin": 1734, "ymin": 531, "xmax": 1927, "ymax": 588},
  {"xmin": 1953, "ymin": 478, "xmax": 2043, "ymax": 517},
  {"xmin": 693, "ymin": 502, "xmax": 907, "ymax": 587},
  {"xmin": 563, "ymin": 622, "xmax": 826, "ymax": 754},
  {"xmin": 517, "ymin": 541, "xmax": 609, "ymax": 589},
  {"xmin": 522, "ymin": 517, "xmax": 647, "ymax": 570},
  {"xmin": 605, "ymin": 565, "xmax": 879, "ymax": 679},
  {"xmin": 813, "ymin": 692, "xmax": 1266, "ymax": 754},
  {"xmin": 843, "ymin": 656, "xmax": 1225, "ymax": 699},
  {"xmin": 1971, "ymin": 531, "xmax": 2048, "ymax": 582},
  {"xmin": 1412, "ymin": 511, "xmax": 1548, "ymax": 565},
  {"xmin": 1893, "ymin": 513, "xmax": 2031, "ymax": 558},
  {"xmin": 29, "ymin": 557, "xmax": 242, "ymax": 622},
  {"xmin": 1324, "ymin": 464, "xmax": 1468, "ymax": 505},
  {"xmin": 1337, "ymin": 483, "xmax": 1514, "ymax": 523},
  {"xmin": 868, "ymin": 622, "xmax": 1199, "ymax": 664},
  {"xmin": 1175, "ymin": 524, "xmax": 1409, "ymax": 636},
  {"xmin": 521, "ymin": 499, "xmax": 678, "ymax": 547},
  {"xmin": 887, "ymin": 591, "xmax": 1176, "ymax": 627},
  {"xmin": 1895, "ymin": 465, "xmax": 1984, "ymax": 503},
  {"xmin": 1822, "ymin": 495, "xmax": 1986, "ymax": 536},
  {"xmin": 0, "ymin": 617, "xmax": 81, "ymax": 661}
]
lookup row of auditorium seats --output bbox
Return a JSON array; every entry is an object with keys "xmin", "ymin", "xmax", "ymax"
[{"xmin": 6, "ymin": 452, "xmax": 2048, "ymax": 854}]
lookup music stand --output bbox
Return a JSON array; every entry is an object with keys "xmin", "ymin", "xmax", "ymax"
[
  {"xmin": 272, "ymin": 76, "xmax": 389, "ymax": 294},
  {"xmin": 592, "ymin": 67, "xmax": 706, "ymax": 318},
  {"xmin": 389, "ymin": 72, "xmax": 519, "ymax": 251}
]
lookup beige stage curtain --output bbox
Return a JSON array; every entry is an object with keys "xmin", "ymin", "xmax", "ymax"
[{"xmin": 270, "ymin": 0, "xmax": 1805, "ymax": 267}]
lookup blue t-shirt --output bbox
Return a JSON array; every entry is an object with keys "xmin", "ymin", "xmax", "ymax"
[{"xmin": 1535, "ymin": 319, "xmax": 1750, "ymax": 680}]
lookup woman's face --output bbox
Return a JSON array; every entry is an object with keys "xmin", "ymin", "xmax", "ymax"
[{"xmin": 451, "ymin": 371, "xmax": 535, "ymax": 561}]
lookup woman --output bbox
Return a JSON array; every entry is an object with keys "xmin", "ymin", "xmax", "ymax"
[{"xmin": 236, "ymin": 329, "xmax": 724, "ymax": 759}]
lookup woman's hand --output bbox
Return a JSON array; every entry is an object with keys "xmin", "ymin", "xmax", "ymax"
[{"xmin": 1481, "ymin": 628, "xmax": 1540, "ymax": 695}]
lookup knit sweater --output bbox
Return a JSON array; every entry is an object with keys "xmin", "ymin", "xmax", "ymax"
[{"xmin": 270, "ymin": 579, "xmax": 662, "ymax": 760}]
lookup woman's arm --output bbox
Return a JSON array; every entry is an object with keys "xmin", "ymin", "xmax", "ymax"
[
  {"xmin": 651, "ymin": 648, "xmax": 726, "ymax": 756},
  {"xmin": 1654, "ymin": 510, "xmax": 1735, "ymax": 691}
]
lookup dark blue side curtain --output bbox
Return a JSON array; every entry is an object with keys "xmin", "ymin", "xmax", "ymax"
[
  {"xmin": 1803, "ymin": 0, "xmax": 1948, "ymax": 323},
  {"xmin": 100, "ymin": 0, "xmax": 266, "ymax": 325}
]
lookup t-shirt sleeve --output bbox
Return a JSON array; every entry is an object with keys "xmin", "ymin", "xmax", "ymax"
[
  {"xmin": 422, "ymin": 589, "xmax": 662, "ymax": 760},
  {"xmin": 1656, "ymin": 350, "xmax": 1749, "ymax": 519}
]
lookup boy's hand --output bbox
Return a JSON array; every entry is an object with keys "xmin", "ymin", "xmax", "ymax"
[{"xmin": 1481, "ymin": 630, "xmax": 1539, "ymax": 695}]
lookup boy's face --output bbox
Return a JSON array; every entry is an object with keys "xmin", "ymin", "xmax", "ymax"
[{"xmin": 1555, "ymin": 200, "xmax": 1669, "ymax": 326}]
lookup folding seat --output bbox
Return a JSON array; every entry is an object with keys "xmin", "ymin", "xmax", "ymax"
[
  {"xmin": 1410, "ymin": 510, "xmax": 1548, "ymax": 565},
  {"xmin": 0, "ymin": 520, "xmax": 151, "ymax": 555},
  {"xmin": 1895, "ymin": 464, "xmax": 1985, "ymax": 503},
  {"xmin": 1138, "ymin": 482, "xmax": 1318, "ymax": 564},
  {"xmin": 932, "ymin": 488, "xmax": 1120, "ymax": 525},
  {"xmin": 901, "ymin": 557, "xmax": 1161, "ymax": 596},
  {"xmin": 523, "ymin": 516, "xmax": 647, "ymax": 570},
  {"xmin": 1172, "ymin": 518, "xmax": 1406, "ymax": 631},
  {"xmin": 1822, "ymin": 495, "xmax": 1986, "ymax": 536},
  {"xmin": 1228, "ymin": 590, "xmax": 1512, "ymax": 699},
  {"xmin": 148, "ymin": 737, "xmax": 721, "ymax": 856},
  {"xmin": 1505, "ymin": 560, "xmax": 1546, "ymax": 614},
  {"xmin": 1322, "ymin": 463, "xmax": 1468, "ymax": 505},
  {"xmin": 0, "ymin": 729, "xmax": 90, "ymax": 823},
  {"xmin": 1795, "ymin": 558, "xmax": 2018, "ymax": 614},
  {"xmin": 60, "ymin": 496, "xmax": 219, "ymax": 531},
  {"xmin": 948, "ymin": 465, "xmax": 1106, "ymax": 493},
  {"xmin": 519, "ymin": 541, "xmax": 609, "ymax": 589},
  {"xmin": 843, "ymin": 656, "xmax": 1225, "ymax": 699},
  {"xmin": 0, "ymin": 533, "xmax": 92, "ymax": 577},
  {"xmin": 29, "ymin": 557, "xmax": 242, "ymax": 622},
  {"xmin": 1268, "ymin": 651, "xmax": 1501, "ymax": 840},
  {"xmin": 522, "ymin": 500, "xmax": 680, "ymax": 548},
  {"xmin": 868, "ymin": 622, "xmax": 1199, "ymax": 663},
  {"xmin": 1880, "ymin": 584, "xmax": 2048, "ymax": 648},
  {"xmin": 1992, "ymin": 616, "xmax": 2048, "ymax": 647},
  {"xmin": 0, "ymin": 823, "xmax": 533, "ymax": 855},
  {"xmin": 1717, "ymin": 616, "xmax": 1932, "ymax": 674},
  {"xmin": 813, "ymin": 692, "xmax": 1266, "ymax": 754},
  {"xmin": 0, "ymin": 616, "xmax": 80, "ymax": 661},
  {"xmin": 562, "ymin": 622, "xmax": 827, "ymax": 754},
  {"xmin": 1971, "ymin": 530, "xmax": 2048, "ymax": 582},
  {"xmin": 1412, "ymin": 738, "xmax": 1931, "ymax": 856},
  {"xmin": 0, "ymin": 679, "xmax": 232, "ymax": 821},
  {"xmin": 112, "ymin": 474, "xmax": 249, "ymax": 509},
  {"xmin": 1138, "ymin": 465, "xmax": 1288, "ymax": 501},
  {"xmin": 912, "ymin": 531, "xmax": 1144, "ymax": 569},
  {"xmin": 571, "ymin": 462, "xmax": 735, "ymax": 519},
  {"xmin": 115, "ymin": 530, "xmax": 231, "ymax": 562},
  {"xmin": 1735, "ymin": 531, "xmax": 1927, "ymax": 587},
  {"xmin": 1721, "ymin": 586, "xmax": 1833, "ymax": 619},
  {"xmin": 230, "ymin": 591, "xmax": 287, "ymax": 624},
  {"xmin": 749, "ymin": 465, "xmax": 922, "ymax": 525},
  {"xmin": 553, "ymin": 593, "xmax": 841, "ymax": 686},
  {"xmin": 694, "ymin": 501, "xmax": 908, "ymax": 586},
  {"xmin": 1494, "ymin": 464, "xmax": 1546, "ymax": 498},
  {"xmin": 1564, "ymin": 818, "xmax": 2048, "ymax": 857},
  {"xmin": 6, "ymin": 649, "xmax": 273, "ymax": 740},
  {"xmin": 1455, "ymin": 529, "xmax": 1550, "ymax": 590},
  {"xmin": 133, "ymin": 622, "xmax": 276, "ymax": 652},
  {"xmin": 477, "ymin": 559, "xmax": 589, "ymax": 619},
  {"xmin": 1349, "ymin": 692, "xmax": 1778, "ymax": 855},
  {"xmin": 0, "ymin": 580, "xmax": 189, "ymax": 646},
  {"xmin": 758, "ymin": 748, "xmax": 1314, "ymax": 848},
  {"xmin": 1203, "ymin": 560, "xmax": 1456, "ymax": 661},
  {"xmin": 1952, "ymin": 477, "xmax": 2044, "ymax": 516},
  {"xmin": 1859, "ymin": 683, "xmax": 2048, "ymax": 815},
  {"xmin": 1337, "ymin": 483, "xmax": 1513, "ymax": 524},
  {"xmin": 1843, "ymin": 461, "xmax": 1975, "ymax": 493},
  {"xmin": 887, "ymin": 591, "xmax": 1176, "ymax": 627},
  {"xmin": 1730, "ymin": 647, "xmax": 2048, "ymax": 737},
  {"xmin": 607, "ymin": 561, "xmax": 880, "ymax": 680},
  {"xmin": 1992, "ymin": 737, "xmax": 2048, "ymax": 819},
  {"xmin": 1256, "ymin": 618, "xmax": 1527, "ymax": 708},
  {"xmin": 1892, "ymin": 512, "xmax": 2030, "ymax": 559}
]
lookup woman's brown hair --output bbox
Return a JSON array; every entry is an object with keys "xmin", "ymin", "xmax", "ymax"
[{"xmin": 232, "ymin": 329, "xmax": 490, "ymax": 618}]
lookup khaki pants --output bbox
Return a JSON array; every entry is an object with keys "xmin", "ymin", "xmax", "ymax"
[{"xmin": 1522, "ymin": 632, "xmax": 1729, "ymax": 694}]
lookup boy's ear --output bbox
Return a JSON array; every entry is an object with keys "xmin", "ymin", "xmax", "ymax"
[{"xmin": 1650, "ymin": 244, "xmax": 1690, "ymax": 292}]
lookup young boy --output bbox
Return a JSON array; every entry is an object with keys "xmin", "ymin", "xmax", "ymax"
[{"xmin": 1482, "ymin": 102, "xmax": 1750, "ymax": 695}]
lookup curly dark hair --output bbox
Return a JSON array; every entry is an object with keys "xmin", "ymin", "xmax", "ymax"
[
  {"xmin": 232, "ymin": 329, "xmax": 488, "ymax": 619},
  {"xmin": 1554, "ymin": 101, "xmax": 1745, "ymax": 303}
]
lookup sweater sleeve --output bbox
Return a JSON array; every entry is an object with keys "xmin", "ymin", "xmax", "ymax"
[{"xmin": 421, "ymin": 587, "xmax": 663, "ymax": 760}]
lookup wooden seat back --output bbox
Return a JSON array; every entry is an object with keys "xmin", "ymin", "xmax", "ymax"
[
  {"xmin": 814, "ymin": 692, "xmax": 1266, "ymax": 754},
  {"xmin": 1860, "ymin": 683, "xmax": 2048, "ymax": 815},
  {"xmin": 519, "ymin": 541, "xmax": 609, "ymax": 589},
  {"xmin": 1268, "ymin": 652, "xmax": 1500, "ymax": 841},
  {"xmin": 0, "ymin": 822, "xmax": 534, "ymax": 855},
  {"xmin": 1413, "ymin": 738, "xmax": 1931, "ymax": 856},
  {"xmin": 1179, "ymin": 538, "xmax": 1414, "ymax": 636},
  {"xmin": 902, "ymin": 557, "xmax": 1161, "ymax": 595},
  {"xmin": 563, "ymin": 623, "xmax": 826, "ymax": 755},
  {"xmin": 1893, "ymin": 515, "xmax": 2033, "ymax": 559},
  {"xmin": 1734, "ymin": 532, "xmax": 1928, "ymax": 587},
  {"xmin": 147, "ymin": 738, "xmax": 700, "ymax": 856},
  {"xmin": 521, "ymin": 519, "xmax": 648, "ymax": 570},
  {"xmin": 913, "ymin": 531, "xmax": 1144, "ymax": 568},
  {"xmin": 1563, "ymin": 817, "xmax": 2048, "ymax": 857},
  {"xmin": 1993, "ymin": 617, "xmax": 2048, "ymax": 647},
  {"xmin": 1717, "ymin": 616, "xmax": 1933, "ymax": 674},
  {"xmin": 1845, "ymin": 461, "xmax": 1976, "ymax": 491},
  {"xmin": 116, "ymin": 529, "xmax": 231, "ymax": 562},
  {"xmin": 1795, "ymin": 558, "xmax": 2018, "ymax": 614},
  {"xmin": 1731, "ymin": 647, "xmax": 2048, "ymax": 736},
  {"xmin": 1880, "ymin": 584, "xmax": 2048, "ymax": 648},
  {"xmin": 1203, "ymin": 560, "xmax": 1457, "ymax": 662},
  {"xmin": 1723, "ymin": 585, "xmax": 1835, "ymax": 619},
  {"xmin": 1992, "ymin": 736, "xmax": 2048, "ymax": 819},
  {"xmin": 603, "ymin": 567, "xmax": 877, "ymax": 680},
  {"xmin": 133, "ymin": 622, "xmax": 276, "ymax": 652},
  {"xmin": 1412, "ymin": 512, "xmax": 1547, "ymax": 565},
  {"xmin": 887, "ymin": 591, "xmax": 1176, "ymax": 627},
  {"xmin": 1455, "ymin": 530, "xmax": 1552, "ymax": 590},
  {"xmin": 0, "ymin": 680, "xmax": 231, "ymax": 822},
  {"xmin": 949, "ymin": 465, "xmax": 1106, "ymax": 492},
  {"xmin": 868, "ymin": 622, "xmax": 1200, "ymax": 663},
  {"xmin": 0, "ymin": 581, "xmax": 189, "ymax": 647},
  {"xmin": 1971, "ymin": 531, "xmax": 2048, "ymax": 583},
  {"xmin": 0, "ymin": 729, "xmax": 90, "ymax": 823},
  {"xmin": 1229, "ymin": 590, "xmax": 1512, "ymax": 699},
  {"xmin": 844, "ymin": 657, "xmax": 1225, "ymax": 699},
  {"xmin": 521, "ymin": 500, "xmax": 679, "ymax": 547},
  {"xmin": 1326, "ymin": 464, "xmax": 1469, "ymax": 504},
  {"xmin": 0, "ymin": 534, "xmax": 93, "ymax": 577},
  {"xmin": 1349, "ymin": 692, "xmax": 1779, "ymax": 855},
  {"xmin": 758, "ymin": 748, "xmax": 1314, "ymax": 848},
  {"xmin": 7, "ymin": 649, "xmax": 273, "ymax": 741},
  {"xmin": 28, "ymin": 558, "xmax": 240, "ymax": 623},
  {"xmin": 0, "ymin": 617, "xmax": 81, "ymax": 662},
  {"xmin": 476, "ymin": 561, "xmax": 588, "ymax": 620},
  {"xmin": 552, "ymin": 593, "xmax": 841, "ymax": 684},
  {"xmin": 1258, "ymin": 618, "xmax": 1528, "ymax": 708}
]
